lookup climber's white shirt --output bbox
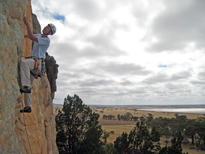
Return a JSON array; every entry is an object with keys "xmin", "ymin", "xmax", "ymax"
[{"xmin": 31, "ymin": 34, "xmax": 50, "ymax": 59}]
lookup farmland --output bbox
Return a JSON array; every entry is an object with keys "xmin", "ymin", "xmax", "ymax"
[
  {"xmin": 54, "ymin": 104, "xmax": 205, "ymax": 154},
  {"xmin": 91, "ymin": 106, "xmax": 205, "ymax": 154}
]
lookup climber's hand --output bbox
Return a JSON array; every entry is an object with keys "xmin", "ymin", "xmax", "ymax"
[
  {"xmin": 23, "ymin": 16, "xmax": 30, "ymax": 25},
  {"xmin": 23, "ymin": 16, "xmax": 37, "ymax": 42}
]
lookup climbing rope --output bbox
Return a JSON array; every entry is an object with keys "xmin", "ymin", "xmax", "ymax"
[{"xmin": 20, "ymin": 101, "xmax": 33, "ymax": 154}]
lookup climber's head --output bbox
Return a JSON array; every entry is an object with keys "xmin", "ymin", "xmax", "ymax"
[
  {"xmin": 48, "ymin": 23, "xmax": 56, "ymax": 35},
  {"xmin": 42, "ymin": 24, "xmax": 56, "ymax": 35}
]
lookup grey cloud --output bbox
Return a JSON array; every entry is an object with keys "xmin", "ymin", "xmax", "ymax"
[
  {"xmin": 57, "ymin": 62, "xmax": 151, "ymax": 86},
  {"xmin": 164, "ymin": 83, "xmax": 193, "ymax": 95},
  {"xmin": 58, "ymin": 72, "xmax": 82, "ymax": 79},
  {"xmin": 152, "ymin": 87, "xmax": 191, "ymax": 95},
  {"xmin": 78, "ymin": 79, "xmax": 115, "ymax": 87},
  {"xmin": 72, "ymin": 0, "xmax": 135, "ymax": 21},
  {"xmin": 131, "ymin": 1, "xmax": 152, "ymax": 27},
  {"xmin": 143, "ymin": 71, "xmax": 191, "ymax": 84},
  {"xmin": 119, "ymin": 79, "xmax": 133, "ymax": 86},
  {"xmin": 88, "ymin": 33, "xmax": 114, "ymax": 47},
  {"xmin": 125, "ymin": 89, "xmax": 146, "ymax": 95},
  {"xmin": 110, "ymin": 90, "xmax": 145, "ymax": 96},
  {"xmin": 50, "ymin": 27, "xmax": 127, "ymax": 64},
  {"xmin": 190, "ymin": 70, "xmax": 205, "ymax": 85},
  {"xmin": 198, "ymin": 71, "xmax": 205, "ymax": 80},
  {"xmin": 55, "ymin": 80, "xmax": 72, "ymax": 91},
  {"xmin": 148, "ymin": 0, "xmax": 205, "ymax": 52},
  {"xmin": 73, "ymin": 0, "xmax": 107, "ymax": 21},
  {"xmin": 164, "ymin": 83, "xmax": 185, "ymax": 90},
  {"xmin": 191, "ymin": 81, "xmax": 205, "ymax": 85},
  {"xmin": 171, "ymin": 71, "xmax": 191, "ymax": 80},
  {"xmin": 86, "ymin": 32, "xmax": 127, "ymax": 57},
  {"xmin": 49, "ymin": 42, "xmax": 79, "ymax": 64},
  {"xmin": 97, "ymin": 62, "xmax": 152, "ymax": 76},
  {"xmin": 81, "ymin": 45, "xmax": 126, "ymax": 58}
]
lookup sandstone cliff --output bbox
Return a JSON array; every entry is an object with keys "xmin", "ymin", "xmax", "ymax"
[{"xmin": 0, "ymin": 0, "xmax": 59, "ymax": 154}]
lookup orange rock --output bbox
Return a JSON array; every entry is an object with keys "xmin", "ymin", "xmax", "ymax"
[{"xmin": 0, "ymin": 0, "xmax": 59, "ymax": 153}]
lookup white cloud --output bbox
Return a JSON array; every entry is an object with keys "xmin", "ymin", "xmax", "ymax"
[
  {"xmin": 147, "ymin": 0, "xmax": 205, "ymax": 52},
  {"xmin": 32, "ymin": 0, "xmax": 205, "ymax": 105}
]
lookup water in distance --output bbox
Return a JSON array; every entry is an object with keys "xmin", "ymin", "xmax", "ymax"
[{"xmin": 137, "ymin": 108, "xmax": 205, "ymax": 114}]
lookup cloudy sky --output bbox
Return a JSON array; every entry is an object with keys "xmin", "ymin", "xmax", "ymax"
[{"xmin": 32, "ymin": 0, "xmax": 205, "ymax": 105}]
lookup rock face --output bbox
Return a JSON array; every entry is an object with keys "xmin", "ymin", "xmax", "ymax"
[{"xmin": 0, "ymin": 0, "xmax": 59, "ymax": 154}]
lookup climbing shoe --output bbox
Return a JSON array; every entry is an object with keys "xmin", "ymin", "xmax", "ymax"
[
  {"xmin": 20, "ymin": 107, "xmax": 32, "ymax": 113},
  {"xmin": 20, "ymin": 86, "xmax": 31, "ymax": 93}
]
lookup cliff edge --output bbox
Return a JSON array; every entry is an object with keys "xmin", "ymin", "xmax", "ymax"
[{"xmin": 0, "ymin": 0, "xmax": 59, "ymax": 154}]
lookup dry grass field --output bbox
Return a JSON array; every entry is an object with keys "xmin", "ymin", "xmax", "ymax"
[
  {"xmin": 53, "ymin": 105, "xmax": 205, "ymax": 153},
  {"xmin": 92, "ymin": 107, "xmax": 205, "ymax": 154},
  {"xmin": 94, "ymin": 108, "xmax": 203, "ymax": 120}
]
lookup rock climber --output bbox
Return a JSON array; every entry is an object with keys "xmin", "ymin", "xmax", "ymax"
[{"xmin": 20, "ymin": 16, "xmax": 56, "ymax": 113}]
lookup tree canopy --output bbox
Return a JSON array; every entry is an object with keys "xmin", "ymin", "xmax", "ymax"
[{"xmin": 56, "ymin": 94, "xmax": 105, "ymax": 154}]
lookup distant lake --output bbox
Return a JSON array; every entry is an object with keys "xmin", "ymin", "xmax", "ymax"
[{"xmin": 137, "ymin": 108, "xmax": 205, "ymax": 114}]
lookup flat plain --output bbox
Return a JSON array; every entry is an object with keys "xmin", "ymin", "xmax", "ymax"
[
  {"xmin": 54, "ymin": 104, "xmax": 205, "ymax": 154},
  {"xmin": 92, "ymin": 106, "xmax": 205, "ymax": 154}
]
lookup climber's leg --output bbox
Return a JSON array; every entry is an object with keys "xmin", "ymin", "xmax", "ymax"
[
  {"xmin": 20, "ymin": 58, "xmax": 35, "ymax": 88},
  {"xmin": 24, "ymin": 75, "xmax": 35, "ymax": 107},
  {"xmin": 20, "ymin": 59, "xmax": 35, "ymax": 113}
]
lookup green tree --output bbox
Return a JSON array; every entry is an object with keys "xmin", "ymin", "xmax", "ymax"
[
  {"xmin": 159, "ymin": 132, "xmax": 186, "ymax": 154},
  {"xmin": 56, "ymin": 94, "xmax": 105, "ymax": 154},
  {"xmin": 195, "ymin": 117, "xmax": 205, "ymax": 149},
  {"xmin": 117, "ymin": 114, "xmax": 121, "ymax": 120},
  {"xmin": 104, "ymin": 143, "xmax": 117, "ymax": 154},
  {"xmin": 114, "ymin": 132, "xmax": 130, "ymax": 154},
  {"xmin": 114, "ymin": 121, "xmax": 161, "ymax": 154},
  {"xmin": 128, "ymin": 121, "xmax": 161, "ymax": 154},
  {"xmin": 79, "ymin": 123, "xmax": 105, "ymax": 154},
  {"xmin": 162, "ymin": 126, "xmax": 171, "ymax": 144},
  {"xmin": 102, "ymin": 131, "xmax": 110, "ymax": 144},
  {"xmin": 185, "ymin": 119, "xmax": 198, "ymax": 145},
  {"xmin": 147, "ymin": 113, "xmax": 154, "ymax": 122}
]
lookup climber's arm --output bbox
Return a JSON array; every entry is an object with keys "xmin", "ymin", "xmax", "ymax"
[
  {"xmin": 23, "ymin": 16, "xmax": 38, "ymax": 42},
  {"xmin": 24, "ymin": 34, "xmax": 29, "ymax": 38}
]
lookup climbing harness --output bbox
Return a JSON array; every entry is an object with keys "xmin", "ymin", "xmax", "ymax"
[
  {"xmin": 25, "ymin": 56, "xmax": 38, "ymax": 69},
  {"xmin": 22, "ymin": 56, "xmax": 47, "ymax": 79},
  {"xmin": 30, "ymin": 57, "xmax": 41, "ymax": 79}
]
